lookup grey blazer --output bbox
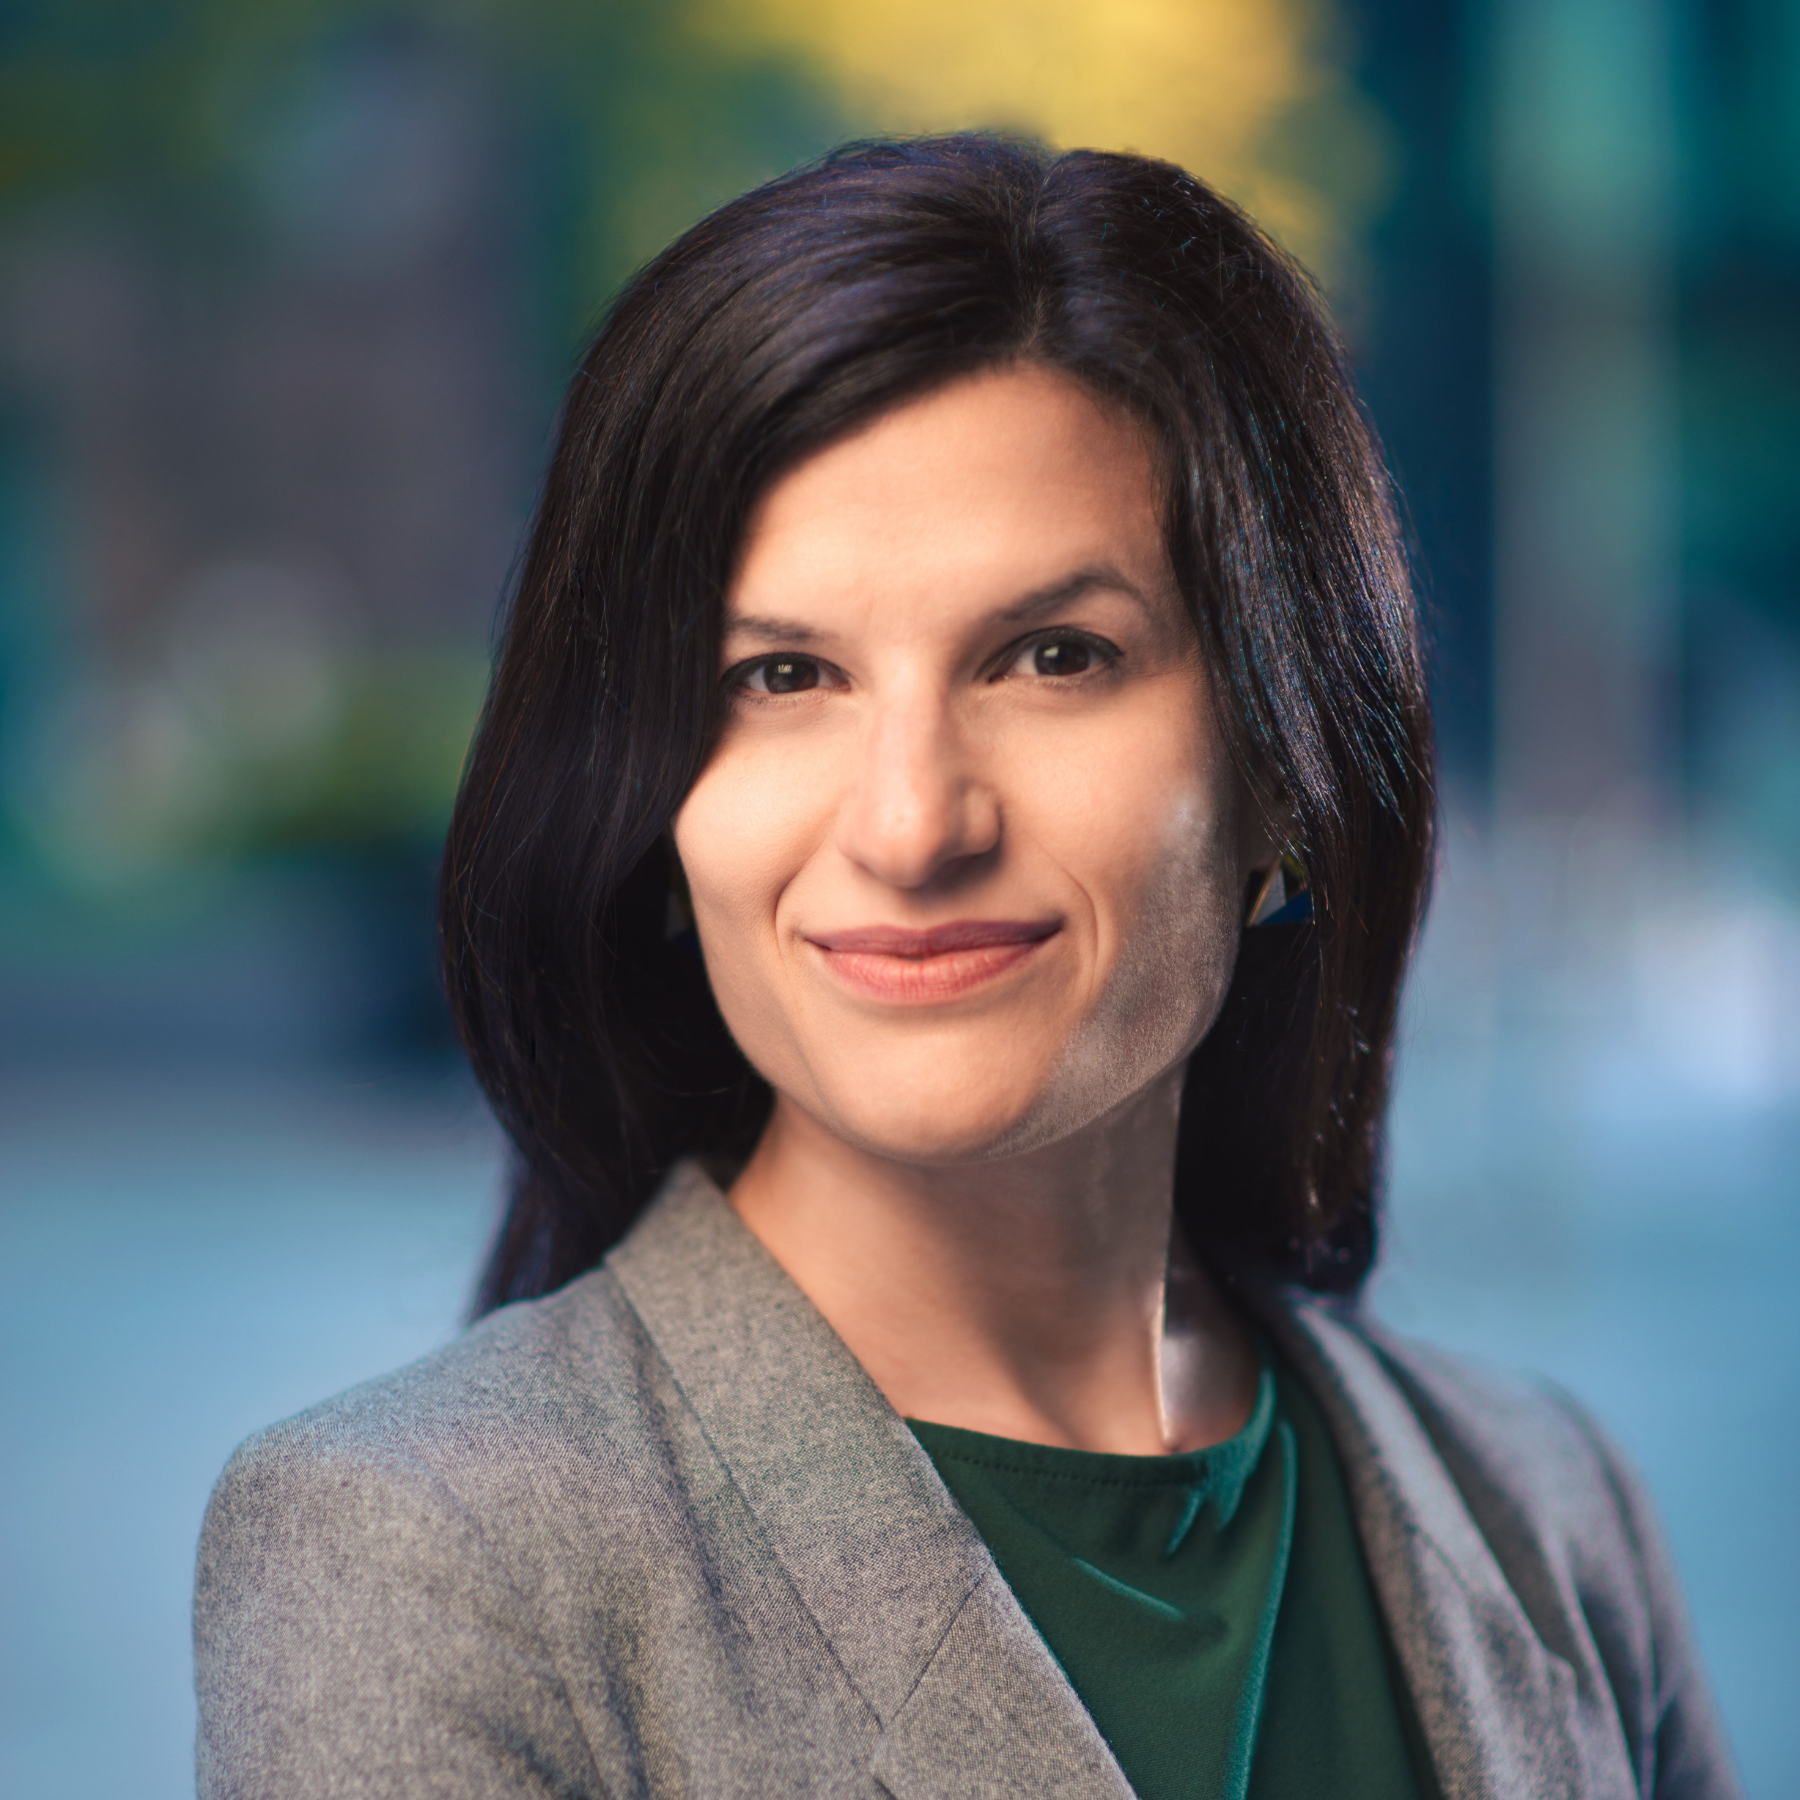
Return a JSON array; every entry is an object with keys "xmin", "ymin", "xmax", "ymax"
[{"xmin": 195, "ymin": 1162, "xmax": 1741, "ymax": 1799}]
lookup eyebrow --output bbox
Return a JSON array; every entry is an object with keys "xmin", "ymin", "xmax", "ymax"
[
  {"xmin": 723, "ymin": 563, "xmax": 1151, "ymax": 645},
  {"xmin": 994, "ymin": 563, "xmax": 1150, "ymax": 623}
]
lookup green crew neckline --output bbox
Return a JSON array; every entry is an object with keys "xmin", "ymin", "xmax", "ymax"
[
  {"xmin": 908, "ymin": 1364, "xmax": 1277, "ymax": 1549},
  {"xmin": 906, "ymin": 1351, "xmax": 1436, "ymax": 1800}
]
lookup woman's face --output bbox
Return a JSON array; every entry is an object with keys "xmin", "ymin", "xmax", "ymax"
[{"xmin": 674, "ymin": 364, "xmax": 1266, "ymax": 1164}]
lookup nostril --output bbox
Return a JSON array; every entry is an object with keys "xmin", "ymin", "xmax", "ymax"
[
  {"xmin": 835, "ymin": 701, "xmax": 1000, "ymax": 887},
  {"xmin": 837, "ymin": 781, "xmax": 999, "ymax": 890}
]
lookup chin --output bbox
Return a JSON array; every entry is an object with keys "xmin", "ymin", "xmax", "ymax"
[
  {"xmin": 791, "ymin": 1037, "xmax": 1064, "ymax": 1165},
  {"xmin": 817, "ymin": 1100, "xmax": 1057, "ymax": 1167},
  {"xmin": 794, "ymin": 1032, "xmax": 1153, "ymax": 1168}
]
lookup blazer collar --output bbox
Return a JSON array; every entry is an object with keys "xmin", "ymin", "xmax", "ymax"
[
  {"xmin": 1244, "ymin": 1283, "xmax": 1599, "ymax": 1800},
  {"xmin": 609, "ymin": 1166, "xmax": 1599, "ymax": 1800},
  {"xmin": 606, "ymin": 1162, "xmax": 1133, "ymax": 1798}
]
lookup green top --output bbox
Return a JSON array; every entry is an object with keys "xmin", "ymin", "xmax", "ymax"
[{"xmin": 908, "ymin": 1354, "xmax": 1437, "ymax": 1800}]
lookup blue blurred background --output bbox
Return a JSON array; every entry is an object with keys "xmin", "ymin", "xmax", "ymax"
[{"xmin": 1, "ymin": 2, "xmax": 1795, "ymax": 1794}]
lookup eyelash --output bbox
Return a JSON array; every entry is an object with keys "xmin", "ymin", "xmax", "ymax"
[
  {"xmin": 724, "ymin": 629, "xmax": 1122, "ymax": 697},
  {"xmin": 725, "ymin": 655, "xmax": 845, "ymax": 698},
  {"xmin": 993, "ymin": 628, "xmax": 1121, "ymax": 682}
]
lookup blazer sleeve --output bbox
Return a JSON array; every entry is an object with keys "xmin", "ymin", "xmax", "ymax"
[
  {"xmin": 194, "ymin": 1426, "xmax": 609, "ymax": 1800},
  {"xmin": 1545, "ymin": 1390, "xmax": 1745, "ymax": 1800}
]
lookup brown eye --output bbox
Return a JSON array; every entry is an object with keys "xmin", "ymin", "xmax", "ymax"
[
  {"xmin": 746, "ymin": 656, "xmax": 822, "ymax": 694},
  {"xmin": 1032, "ymin": 637, "xmax": 1094, "ymax": 677}
]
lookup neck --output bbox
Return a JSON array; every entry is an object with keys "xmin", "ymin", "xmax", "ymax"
[{"xmin": 727, "ymin": 1072, "xmax": 1259, "ymax": 1455}]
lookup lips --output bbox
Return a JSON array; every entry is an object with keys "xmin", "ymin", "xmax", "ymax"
[{"xmin": 805, "ymin": 918, "xmax": 1061, "ymax": 1003}]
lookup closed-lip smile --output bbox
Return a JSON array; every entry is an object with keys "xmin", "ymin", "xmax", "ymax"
[{"xmin": 804, "ymin": 918, "xmax": 1062, "ymax": 1004}]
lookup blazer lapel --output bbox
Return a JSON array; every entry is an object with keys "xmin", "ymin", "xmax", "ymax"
[
  {"xmin": 607, "ymin": 1164, "xmax": 1133, "ymax": 1799},
  {"xmin": 872, "ymin": 1570, "xmax": 1134, "ymax": 1800},
  {"xmin": 1248, "ymin": 1287, "xmax": 1591, "ymax": 1800}
]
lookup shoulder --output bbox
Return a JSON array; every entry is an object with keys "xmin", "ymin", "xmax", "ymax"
[
  {"xmin": 198, "ymin": 1261, "xmax": 703, "ymax": 1602},
  {"xmin": 1257, "ymin": 1288, "xmax": 1644, "ymax": 1565},
  {"xmin": 1297, "ymin": 1302, "xmax": 1741, "ymax": 1800},
  {"xmin": 195, "ymin": 1268, "xmax": 679, "ymax": 1797},
  {"xmin": 208, "ymin": 1267, "xmax": 640, "ymax": 1539},
  {"xmin": 1316, "ymin": 1304, "xmax": 1663, "ymax": 1631},
  {"xmin": 1350, "ymin": 1315, "xmax": 1644, "ymax": 1548}
]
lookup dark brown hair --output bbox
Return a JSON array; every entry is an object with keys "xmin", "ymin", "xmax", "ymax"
[{"xmin": 442, "ymin": 134, "xmax": 1434, "ymax": 1314}]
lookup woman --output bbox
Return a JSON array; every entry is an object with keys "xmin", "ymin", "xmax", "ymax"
[{"xmin": 195, "ymin": 137, "xmax": 1739, "ymax": 1799}]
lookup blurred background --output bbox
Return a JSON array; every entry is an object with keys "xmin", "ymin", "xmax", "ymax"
[{"xmin": 0, "ymin": 0, "xmax": 1794, "ymax": 1793}]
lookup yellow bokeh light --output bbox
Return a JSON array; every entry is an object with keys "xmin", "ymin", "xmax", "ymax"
[{"xmin": 697, "ymin": 0, "xmax": 1388, "ymax": 290}]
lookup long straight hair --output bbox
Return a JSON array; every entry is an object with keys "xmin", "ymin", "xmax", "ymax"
[{"xmin": 442, "ymin": 135, "xmax": 1435, "ymax": 1314}]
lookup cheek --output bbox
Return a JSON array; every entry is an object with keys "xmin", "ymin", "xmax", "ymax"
[
  {"xmin": 1041, "ymin": 701, "xmax": 1240, "ymax": 948},
  {"xmin": 676, "ymin": 733, "xmax": 815, "ymax": 905},
  {"xmin": 1031, "ymin": 693, "xmax": 1245, "ymax": 1055},
  {"xmin": 1104, "ymin": 782, "xmax": 1242, "ymax": 1031},
  {"xmin": 672, "ymin": 740, "xmax": 824, "ymax": 1042}
]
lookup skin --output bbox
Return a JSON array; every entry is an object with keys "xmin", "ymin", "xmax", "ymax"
[{"xmin": 673, "ymin": 364, "xmax": 1275, "ymax": 1455}]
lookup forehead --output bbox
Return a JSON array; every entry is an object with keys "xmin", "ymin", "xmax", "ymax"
[{"xmin": 728, "ymin": 365, "xmax": 1169, "ymax": 623}]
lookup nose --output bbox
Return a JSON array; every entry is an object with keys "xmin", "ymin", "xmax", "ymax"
[{"xmin": 833, "ymin": 674, "xmax": 1000, "ymax": 890}]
